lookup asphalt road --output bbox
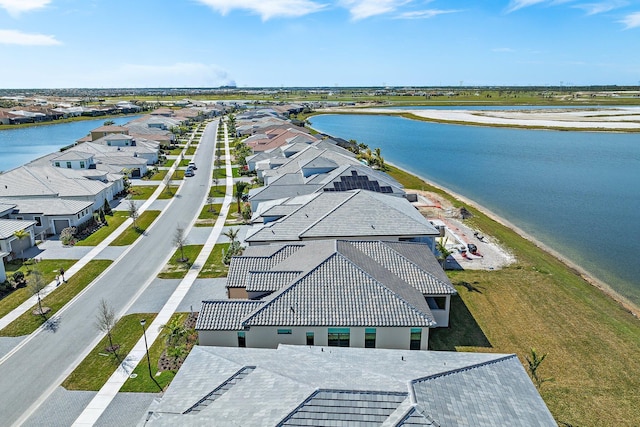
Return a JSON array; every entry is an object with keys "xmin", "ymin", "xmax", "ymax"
[{"xmin": 0, "ymin": 119, "xmax": 219, "ymax": 426}]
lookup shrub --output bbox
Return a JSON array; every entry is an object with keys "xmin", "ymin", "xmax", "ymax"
[{"xmin": 60, "ymin": 226, "xmax": 77, "ymax": 246}]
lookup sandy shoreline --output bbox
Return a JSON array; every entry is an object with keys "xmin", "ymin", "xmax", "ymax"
[
  {"xmin": 327, "ymin": 106, "xmax": 640, "ymax": 131},
  {"xmin": 391, "ymin": 162, "xmax": 640, "ymax": 318}
]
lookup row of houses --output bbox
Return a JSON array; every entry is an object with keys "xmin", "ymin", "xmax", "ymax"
[
  {"xmin": 144, "ymin": 109, "xmax": 557, "ymax": 426},
  {"xmin": 0, "ymin": 106, "xmax": 220, "ymax": 282}
]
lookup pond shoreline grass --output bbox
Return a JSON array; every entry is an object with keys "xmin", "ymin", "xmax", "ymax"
[{"xmin": 386, "ymin": 164, "xmax": 640, "ymax": 426}]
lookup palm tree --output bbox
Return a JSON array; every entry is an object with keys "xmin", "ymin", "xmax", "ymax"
[
  {"xmin": 159, "ymin": 317, "xmax": 187, "ymax": 348},
  {"xmin": 436, "ymin": 237, "xmax": 453, "ymax": 269},
  {"xmin": 13, "ymin": 229, "xmax": 30, "ymax": 259},
  {"xmin": 223, "ymin": 228, "xmax": 239, "ymax": 244},
  {"xmin": 234, "ymin": 182, "xmax": 250, "ymax": 214}
]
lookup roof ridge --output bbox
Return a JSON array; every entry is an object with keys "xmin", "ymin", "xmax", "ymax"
[
  {"xmin": 296, "ymin": 190, "xmax": 360, "ymax": 238},
  {"xmin": 334, "ymin": 244, "xmax": 436, "ymax": 326}
]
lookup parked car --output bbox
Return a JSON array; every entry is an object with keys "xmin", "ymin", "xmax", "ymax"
[
  {"xmin": 184, "ymin": 169, "xmax": 195, "ymax": 177},
  {"xmin": 188, "ymin": 162, "xmax": 197, "ymax": 170}
]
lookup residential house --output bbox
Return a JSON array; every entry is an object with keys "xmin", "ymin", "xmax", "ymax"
[
  {"xmin": 246, "ymin": 189, "xmax": 438, "ymax": 249},
  {"xmin": 0, "ymin": 197, "xmax": 93, "ymax": 237},
  {"xmin": 89, "ymin": 125, "xmax": 129, "ymax": 141},
  {"xmin": 198, "ymin": 239, "xmax": 456, "ymax": 351},
  {"xmin": 140, "ymin": 345, "xmax": 557, "ymax": 426}
]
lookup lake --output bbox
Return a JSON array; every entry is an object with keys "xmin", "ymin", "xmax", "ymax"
[
  {"xmin": 310, "ymin": 113, "xmax": 640, "ymax": 307},
  {"xmin": 0, "ymin": 116, "xmax": 140, "ymax": 172}
]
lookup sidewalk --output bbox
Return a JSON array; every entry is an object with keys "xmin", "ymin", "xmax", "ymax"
[
  {"xmin": 0, "ymin": 126, "xmax": 194, "ymax": 333},
  {"xmin": 72, "ymin": 121, "xmax": 233, "ymax": 426}
]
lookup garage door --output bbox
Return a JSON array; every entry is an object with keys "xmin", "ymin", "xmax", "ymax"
[{"xmin": 53, "ymin": 219, "xmax": 70, "ymax": 234}]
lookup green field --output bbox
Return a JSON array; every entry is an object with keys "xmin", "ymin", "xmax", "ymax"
[
  {"xmin": 109, "ymin": 211, "xmax": 160, "ymax": 246},
  {"xmin": 75, "ymin": 212, "xmax": 129, "ymax": 246}
]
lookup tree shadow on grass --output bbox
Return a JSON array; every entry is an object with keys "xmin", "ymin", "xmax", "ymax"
[{"xmin": 428, "ymin": 294, "xmax": 492, "ymax": 351}]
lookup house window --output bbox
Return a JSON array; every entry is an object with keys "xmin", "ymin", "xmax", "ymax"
[
  {"xmin": 34, "ymin": 216, "xmax": 42, "ymax": 227},
  {"xmin": 77, "ymin": 213, "xmax": 80, "ymax": 219},
  {"xmin": 16, "ymin": 216, "xmax": 23, "ymax": 220},
  {"xmin": 328, "ymin": 328, "xmax": 350, "ymax": 347},
  {"xmin": 80, "ymin": 161, "xmax": 85, "ymax": 169},
  {"xmin": 277, "ymin": 329, "xmax": 292, "ymax": 335},
  {"xmin": 365, "ymin": 328, "xmax": 376, "ymax": 348},
  {"xmin": 306, "ymin": 332, "xmax": 314, "ymax": 346},
  {"xmin": 237, "ymin": 332, "xmax": 246, "ymax": 347},
  {"xmin": 66, "ymin": 162, "xmax": 72, "ymax": 169},
  {"xmin": 410, "ymin": 328, "xmax": 422, "ymax": 350},
  {"xmin": 54, "ymin": 162, "xmax": 60, "ymax": 167}
]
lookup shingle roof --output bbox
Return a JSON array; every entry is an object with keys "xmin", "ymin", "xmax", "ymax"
[
  {"xmin": 246, "ymin": 190, "xmax": 439, "ymax": 244},
  {"xmin": 410, "ymin": 354, "xmax": 557, "ymax": 426},
  {"xmin": 143, "ymin": 345, "xmax": 556, "ymax": 427},
  {"xmin": 196, "ymin": 300, "xmax": 264, "ymax": 330}
]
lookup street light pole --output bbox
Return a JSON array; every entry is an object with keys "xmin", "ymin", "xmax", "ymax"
[{"xmin": 140, "ymin": 319, "xmax": 162, "ymax": 392}]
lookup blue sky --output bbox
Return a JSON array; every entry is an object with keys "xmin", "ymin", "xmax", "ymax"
[{"xmin": 0, "ymin": 0, "xmax": 639, "ymax": 88}]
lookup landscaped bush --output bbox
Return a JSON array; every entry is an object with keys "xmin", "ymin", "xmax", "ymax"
[{"xmin": 60, "ymin": 227, "xmax": 77, "ymax": 246}]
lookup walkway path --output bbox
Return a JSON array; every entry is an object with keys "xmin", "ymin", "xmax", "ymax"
[
  {"xmin": 0, "ymin": 124, "xmax": 199, "ymax": 332},
  {"xmin": 72, "ymin": 122, "xmax": 234, "ymax": 426}
]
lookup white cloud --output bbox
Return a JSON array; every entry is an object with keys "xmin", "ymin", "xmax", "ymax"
[
  {"xmin": 0, "ymin": 29, "xmax": 60, "ymax": 45},
  {"xmin": 506, "ymin": 0, "xmax": 575, "ymax": 13},
  {"xmin": 619, "ymin": 11, "xmax": 640, "ymax": 28},
  {"xmin": 96, "ymin": 63, "xmax": 236, "ymax": 88},
  {"xmin": 396, "ymin": 8, "xmax": 458, "ymax": 19},
  {"xmin": 0, "ymin": 0, "xmax": 50, "ymax": 17},
  {"xmin": 341, "ymin": 0, "xmax": 411, "ymax": 20},
  {"xmin": 574, "ymin": 1, "xmax": 627, "ymax": 15},
  {"xmin": 194, "ymin": 0, "xmax": 326, "ymax": 20}
]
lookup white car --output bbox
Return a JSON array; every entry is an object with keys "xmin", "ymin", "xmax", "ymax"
[{"xmin": 184, "ymin": 168, "xmax": 195, "ymax": 177}]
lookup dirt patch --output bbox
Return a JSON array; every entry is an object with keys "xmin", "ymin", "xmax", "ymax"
[{"xmin": 408, "ymin": 189, "xmax": 516, "ymax": 271}]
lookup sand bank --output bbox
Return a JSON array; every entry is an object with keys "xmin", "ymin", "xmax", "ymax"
[{"xmin": 328, "ymin": 107, "xmax": 640, "ymax": 131}]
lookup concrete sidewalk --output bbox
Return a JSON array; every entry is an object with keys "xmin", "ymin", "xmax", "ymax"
[{"xmin": 72, "ymin": 121, "xmax": 233, "ymax": 426}]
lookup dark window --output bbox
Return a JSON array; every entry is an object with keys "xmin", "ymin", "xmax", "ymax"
[
  {"xmin": 426, "ymin": 296, "xmax": 447, "ymax": 310},
  {"xmin": 410, "ymin": 328, "xmax": 422, "ymax": 350},
  {"xmin": 277, "ymin": 329, "xmax": 292, "ymax": 335},
  {"xmin": 80, "ymin": 161, "xmax": 85, "ymax": 169},
  {"xmin": 34, "ymin": 216, "xmax": 42, "ymax": 227},
  {"xmin": 54, "ymin": 162, "xmax": 60, "ymax": 167},
  {"xmin": 306, "ymin": 332, "xmax": 314, "ymax": 346},
  {"xmin": 237, "ymin": 332, "xmax": 246, "ymax": 347},
  {"xmin": 66, "ymin": 162, "xmax": 72, "ymax": 169},
  {"xmin": 328, "ymin": 328, "xmax": 350, "ymax": 347},
  {"xmin": 365, "ymin": 328, "xmax": 376, "ymax": 348}
]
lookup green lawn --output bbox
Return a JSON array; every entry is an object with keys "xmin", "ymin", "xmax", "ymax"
[
  {"xmin": 185, "ymin": 147, "xmax": 196, "ymax": 155},
  {"xmin": 168, "ymin": 148, "xmax": 182, "ymax": 155},
  {"xmin": 157, "ymin": 245, "xmax": 204, "ymax": 279},
  {"xmin": 197, "ymin": 243, "xmax": 230, "ymax": 278},
  {"xmin": 178, "ymin": 159, "xmax": 190, "ymax": 167},
  {"xmin": 212, "ymin": 168, "xmax": 226, "ymax": 179},
  {"xmin": 195, "ymin": 204, "xmax": 223, "ymax": 227},
  {"xmin": 0, "ymin": 259, "xmax": 77, "ymax": 319},
  {"xmin": 387, "ymin": 167, "xmax": 640, "ymax": 427},
  {"xmin": 172, "ymin": 170, "xmax": 185, "ymax": 180},
  {"xmin": 149, "ymin": 169, "xmax": 168, "ymax": 181},
  {"xmin": 157, "ymin": 186, "xmax": 179, "ymax": 199},
  {"xmin": 109, "ymin": 211, "xmax": 160, "ymax": 246},
  {"xmin": 0, "ymin": 260, "xmax": 113, "ymax": 337},
  {"xmin": 208, "ymin": 185, "xmax": 226, "ymax": 198},
  {"xmin": 163, "ymin": 159, "xmax": 175, "ymax": 167},
  {"xmin": 75, "ymin": 212, "xmax": 129, "ymax": 246},
  {"xmin": 62, "ymin": 313, "xmax": 157, "ymax": 391},
  {"xmin": 120, "ymin": 312, "xmax": 193, "ymax": 392},
  {"xmin": 128, "ymin": 186, "xmax": 157, "ymax": 200}
]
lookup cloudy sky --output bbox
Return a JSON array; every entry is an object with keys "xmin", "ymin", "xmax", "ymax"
[{"xmin": 0, "ymin": 0, "xmax": 639, "ymax": 88}]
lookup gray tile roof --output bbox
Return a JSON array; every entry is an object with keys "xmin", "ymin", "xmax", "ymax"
[
  {"xmin": 410, "ymin": 354, "xmax": 557, "ymax": 427},
  {"xmin": 246, "ymin": 271, "xmax": 302, "ymax": 293},
  {"xmin": 246, "ymin": 190, "xmax": 439, "ymax": 244},
  {"xmin": 0, "ymin": 219, "xmax": 35, "ymax": 239},
  {"xmin": 196, "ymin": 300, "xmax": 264, "ymax": 330},
  {"xmin": 0, "ymin": 197, "xmax": 93, "ymax": 216},
  {"xmin": 227, "ymin": 244, "xmax": 304, "ymax": 289},
  {"xmin": 143, "ymin": 345, "xmax": 555, "ymax": 427}
]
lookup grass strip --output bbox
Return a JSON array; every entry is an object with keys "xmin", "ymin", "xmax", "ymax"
[
  {"xmin": 119, "ymin": 313, "xmax": 192, "ymax": 392},
  {"xmin": 387, "ymin": 166, "xmax": 640, "ymax": 426},
  {"xmin": 0, "ymin": 260, "xmax": 113, "ymax": 336},
  {"xmin": 109, "ymin": 211, "xmax": 160, "ymax": 246},
  {"xmin": 163, "ymin": 159, "xmax": 175, "ymax": 167},
  {"xmin": 185, "ymin": 147, "xmax": 196, "ymax": 155},
  {"xmin": 157, "ymin": 245, "xmax": 204, "ymax": 279},
  {"xmin": 208, "ymin": 185, "xmax": 226, "ymax": 198},
  {"xmin": 158, "ymin": 186, "xmax": 179, "ymax": 199},
  {"xmin": 75, "ymin": 212, "xmax": 129, "ymax": 246},
  {"xmin": 195, "ymin": 204, "xmax": 223, "ymax": 227},
  {"xmin": 0, "ymin": 260, "xmax": 77, "ymax": 318},
  {"xmin": 62, "ymin": 313, "xmax": 157, "ymax": 391},
  {"xmin": 197, "ymin": 243, "xmax": 230, "ymax": 278}
]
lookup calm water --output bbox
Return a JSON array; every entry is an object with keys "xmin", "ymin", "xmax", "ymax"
[
  {"xmin": 310, "ymin": 113, "xmax": 640, "ymax": 306},
  {"xmin": 0, "ymin": 116, "xmax": 140, "ymax": 172}
]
